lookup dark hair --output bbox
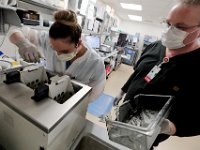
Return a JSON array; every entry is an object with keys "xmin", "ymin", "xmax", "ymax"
[
  {"xmin": 49, "ymin": 10, "xmax": 82, "ymax": 45},
  {"xmin": 181, "ymin": 0, "xmax": 200, "ymax": 5}
]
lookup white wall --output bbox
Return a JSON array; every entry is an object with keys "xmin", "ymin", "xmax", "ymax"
[
  {"xmin": 119, "ymin": 21, "xmax": 164, "ymax": 51},
  {"xmin": 114, "ymin": 14, "xmax": 121, "ymax": 28}
]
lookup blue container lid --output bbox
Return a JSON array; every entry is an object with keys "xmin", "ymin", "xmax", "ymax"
[
  {"xmin": 87, "ymin": 93, "xmax": 114, "ymax": 117},
  {"xmin": 0, "ymin": 51, "xmax": 4, "ymax": 56}
]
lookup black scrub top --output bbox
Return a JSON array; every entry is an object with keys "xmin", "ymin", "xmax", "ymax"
[{"xmin": 122, "ymin": 41, "xmax": 200, "ymax": 137}]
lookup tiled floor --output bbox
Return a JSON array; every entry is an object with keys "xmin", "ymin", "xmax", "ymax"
[
  {"xmin": 104, "ymin": 64, "xmax": 133, "ymax": 97},
  {"xmin": 103, "ymin": 64, "xmax": 200, "ymax": 150}
]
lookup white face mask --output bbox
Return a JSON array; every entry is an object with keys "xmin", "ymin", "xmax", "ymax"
[
  {"xmin": 198, "ymin": 38, "xmax": 200, "ymax": 45},
  {"xmin": 56, "ymin": 49, "xmax": 78, "ymax": 61},
  {"xmin": 161, "ymin": 26, "xmax": 189, "ymax": 49}
]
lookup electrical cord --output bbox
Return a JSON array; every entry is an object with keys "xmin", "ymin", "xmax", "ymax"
[
  {"xmin": 0, "ymin": 59, "xmax": 13, "ymax": 70},
  {"xmin": 0, "ymin": 59, "xmax": 13, "ymax": 65},
  {"xmin": 0, "ymin": 8, "xmax": 11, "ymax": 47},
  {"xmin": 0, "ymin": 24, "xmax": 10, "ymax": 47},
  {"xmin": 0, "ymin": 8, "xmax": 5, "ymax": 33},
  {"xmin": 0, "ymin": 7, "xmax": 5, "ymax": 47},
  {"xmin": 0, "ymin": 35, "xmax": 7, "ymax": 47}
]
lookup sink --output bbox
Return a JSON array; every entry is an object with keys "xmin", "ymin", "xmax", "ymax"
[{"xmin": 75, "ymin": 134, "xmax": 118, "ymax": 150}]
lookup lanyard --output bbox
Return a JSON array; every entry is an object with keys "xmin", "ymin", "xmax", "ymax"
[
  {"xmin": 144, "ymin": 57, "xmax": 169, "ymax": 83},
  {"xmin": 158, "ymin": 57, "xmax": 169, "ymax": 67}
]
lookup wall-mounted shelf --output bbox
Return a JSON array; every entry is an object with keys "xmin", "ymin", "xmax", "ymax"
[
  {"xmin": 0, "ymin": 5, "xmax": 22, "ymax": 27},
  {"xmin": 82, "ymin": 29, "xmax": 98, "ymax": 35},
  {"xmin": 101, "ymin": 50, "xmax": 118, "ymax": 60},
  {"xmin": 19, "ymin": 0, "xmax": 62, "ymax": 11},
  {"xmin": 24, "ymin": 25, "xmax": 50, "ymax": 30},
  {"xmin": 82, "ymin": 29, "xmax": 110, "ymax": 36}
]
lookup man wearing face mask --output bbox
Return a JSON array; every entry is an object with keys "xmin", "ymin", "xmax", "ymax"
[
  {"xmin": 9, "ymin": 10, "xmax": 106, "ymax": 102},
  {"xmin": 114, "ymin": 0, "xmax": 200, "ymax": 149}
]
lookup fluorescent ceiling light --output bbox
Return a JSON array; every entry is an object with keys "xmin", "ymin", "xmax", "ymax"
[
  {"xmin": 120, "ymin": 3, "xmax": 142, "ymax": 11},
  {"xmin": 128, "ymin": 15, "xmax": 143, "ymax": 22},
  {"xmin": 106, "ymin": 5, "xmax": 112, "ymax": 13}
]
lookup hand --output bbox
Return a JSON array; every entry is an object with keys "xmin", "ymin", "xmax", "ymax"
[
  {"xmin": 116, "ymin": 100, "xmax": 133, "ymax": 121},
  {"xmin": 16, "ymin": 39, "xmax": 41, "ymax": 63},
  {"xmin": 160, "ymin": 119, "xmax": 176, "ymax": 135},
  {"xmin": 113, "ymin": 90, "xmax": 125, "ymax": 106}
]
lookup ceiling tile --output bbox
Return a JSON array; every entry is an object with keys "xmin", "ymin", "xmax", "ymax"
[{"xmin": 100, "ymin": 0, "xmax": 179, "ymax": 25}]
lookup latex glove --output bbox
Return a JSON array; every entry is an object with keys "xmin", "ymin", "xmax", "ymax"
[
  {"xmin": 116, "ymin": 100, "xmax": 134, "ymax": 121},
  {"xmin": 160, "ymin": 119, "xmax": 176, "ymax": 135},
  {"xmin": 16, "ymin": 39, "xmax": 41, "ymax": 63},
  {"xmin": 113, "ymin": 90, "xmax": 125, "ymax": 106}
]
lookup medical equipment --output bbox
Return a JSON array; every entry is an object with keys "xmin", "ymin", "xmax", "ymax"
[
  {"xmin": 85, "ymin": 35, "xmax": 101, "ymax": 49},
  {"xmin": 100, "ymin": 44, "xmax": 112, "ymax": 53},
  {"xmin": 0, "ymin": 66, "xmax": 92, "ymax": 150},
  {"xmin": 0, "ymin": 51, "xmax": 22, "ymax": 71}
]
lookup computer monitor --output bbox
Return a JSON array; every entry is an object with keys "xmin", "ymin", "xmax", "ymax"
[{"xmin": 85, "ymin": 35, "xmax": 101, "ymax": 49}]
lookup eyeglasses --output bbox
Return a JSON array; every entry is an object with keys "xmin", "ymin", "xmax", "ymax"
[{"xmin": 161, "ymin": 20, "xmax": 200, "ymax": 31}]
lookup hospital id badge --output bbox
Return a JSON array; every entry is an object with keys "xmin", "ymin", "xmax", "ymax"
[{"xmin": 144, "ymin": 65, "xmax": 161, "ymax": 83}]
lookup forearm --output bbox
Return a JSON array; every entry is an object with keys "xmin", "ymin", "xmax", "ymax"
[
  {"xmin": 9, "ymin": 31, "xmax": 26, "ymax": 45},
  {"xmin": 9, "ymin": 29, "xmax": 41, "ymax": 62}
]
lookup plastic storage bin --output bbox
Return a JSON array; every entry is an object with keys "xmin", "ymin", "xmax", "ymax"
[{"xmin": 106, "ymin": 94, "xmax": 174, "ymax": 150}]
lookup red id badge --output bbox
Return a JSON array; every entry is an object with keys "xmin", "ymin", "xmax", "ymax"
[{"xmin": 144, "ymin": 65, "xmax": 161, "ymax": 83}]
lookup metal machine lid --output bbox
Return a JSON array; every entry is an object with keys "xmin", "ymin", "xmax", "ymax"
[{"xmin": 0, "ymin": 81, "xmax": 91, "ymax": 133}]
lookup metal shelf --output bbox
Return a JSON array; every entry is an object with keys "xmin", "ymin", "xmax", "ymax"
[
  {"xmin": 0, "ymin": 5, "xmax": 22, "ymax": 27},
  {"xmin": 19, "ymin": 0, "xmax": 62, "ymax": 11},
  {"xmin": 24, "ymin": 25, "xmax": 49, "ymax": 30},
  {"xmin": 101, "ymin": 51, "xmax": 118, "ymax": 60},
  {"xmin": 82, "ymin": 29, "xmax": 110, "ymax": 36}
]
